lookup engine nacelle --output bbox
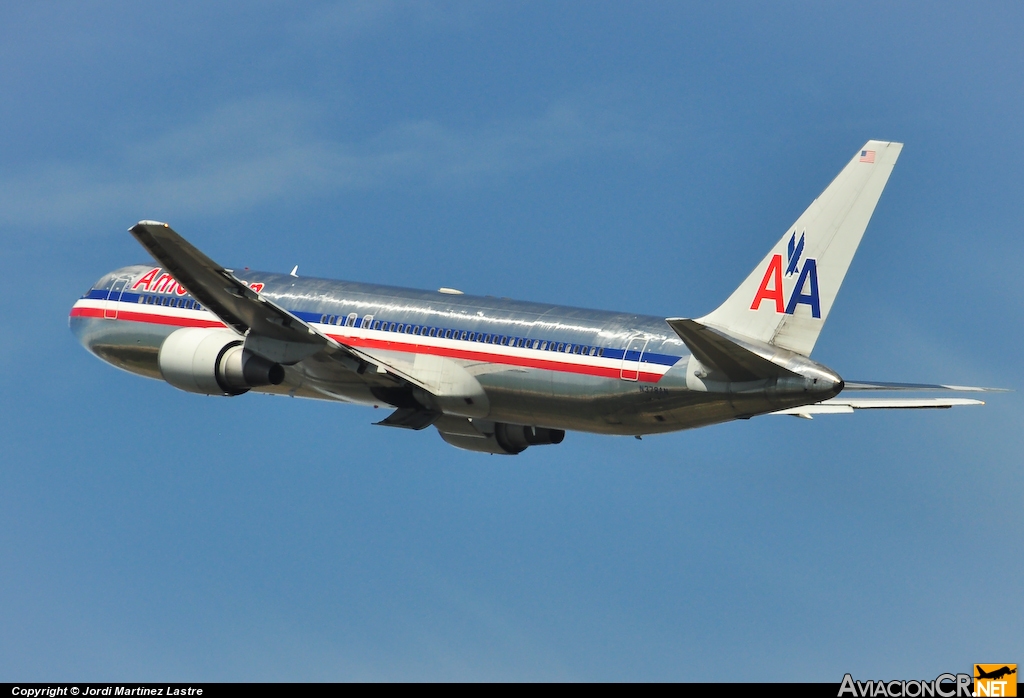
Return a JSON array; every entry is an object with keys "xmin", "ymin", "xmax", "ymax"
[
  {"xmin": 494, "ymin": 423, "xmax": 565, "ymax": 454},
  {"xmin": 158, "ymin": 328, "xmax": 285, "ymax": 396},
  {"xmin": 437, "ymin": 420, "xmax": 565, "ymax": 455}
]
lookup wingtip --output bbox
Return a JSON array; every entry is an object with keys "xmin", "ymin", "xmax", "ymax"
[{"xmin": 130, "ymin": 220, "xmax": 169, "ymax": 232}]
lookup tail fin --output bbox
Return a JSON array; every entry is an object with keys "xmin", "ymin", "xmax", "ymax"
[{"xmin": 699, "ymin": 140, "xmax": 903, "ymax": 356}]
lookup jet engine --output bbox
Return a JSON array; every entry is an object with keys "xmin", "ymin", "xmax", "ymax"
[
  {"xmin": 158, "ymin": 328, "xmax": 285, "ymax": 396},
  {"xmin": 436, "ymin": 419, "xmax": 565, "ymax": 455},
  {"xmin": 494, "ymin": 423, "xmax": 565, "ymax": 454}
]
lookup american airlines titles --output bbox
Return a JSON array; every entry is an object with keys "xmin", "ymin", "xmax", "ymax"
[{"xmin": 131, "ymin": 267, "xmax": 263, "ymax": 296}]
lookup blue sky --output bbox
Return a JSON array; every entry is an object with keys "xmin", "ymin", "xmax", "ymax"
[{"xmin": 1, "ymin": 2, "xmax": 1021, "ymax": 681}]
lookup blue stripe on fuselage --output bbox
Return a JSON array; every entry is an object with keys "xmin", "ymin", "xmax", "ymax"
[{"xmin": 85, "ymin": 287, "xmax": 683, "ymax": 368}]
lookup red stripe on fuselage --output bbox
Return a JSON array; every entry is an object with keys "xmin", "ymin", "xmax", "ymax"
[
  {"xmin": 327, "ymin": 333, "xmax": 666, "ymax": 383},
  {"xmin": 69, "ymin": 306, "xmax": 227, "ymax": 329},
  {"xmin": 70, "ymin": 306, "xmax": 669, "ymax": 383}
]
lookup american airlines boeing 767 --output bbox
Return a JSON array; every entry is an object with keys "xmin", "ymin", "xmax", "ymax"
[{"xmin": 70, "ymin": 141, "xmax": 999, "ymax": 454}]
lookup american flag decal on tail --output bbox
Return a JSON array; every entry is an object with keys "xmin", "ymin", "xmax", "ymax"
[{"xmin": 859, "ymin": 150, "xmax": 875, "ymax": 163}]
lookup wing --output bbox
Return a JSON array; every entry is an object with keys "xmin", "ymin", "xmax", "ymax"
[{"xmin": 129, "ymin": 221, "xmax": 488, "ymax": 425}]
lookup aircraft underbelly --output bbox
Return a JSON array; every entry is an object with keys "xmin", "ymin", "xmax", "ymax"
[{"xmin": 72, "ymin": 316, "xmax": 787, "ymax": 436}]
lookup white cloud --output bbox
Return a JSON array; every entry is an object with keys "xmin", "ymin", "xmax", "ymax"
[{"xmin": 0, "ymin": 93, "xmax": 654, "ymax": 232}]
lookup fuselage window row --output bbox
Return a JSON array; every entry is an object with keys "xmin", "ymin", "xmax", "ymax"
[
  {"xmin": 316, "ymin": 311, "xmax": 607, "ymax": 358},
  {"xmin": 135, "ymin": 297, "xmax": 609, "ymax": 357},
  {"xmin": 138, "ymin": 294, "xmax": 202, "ymax": 311}
]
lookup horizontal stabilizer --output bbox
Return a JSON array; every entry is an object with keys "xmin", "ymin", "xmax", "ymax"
[
  {"xmin": 772, "ymin": 397, "xmax": 984, "ymax": 418},
  {"xmin": 843, "ymin": 380, "xmax": 1008, "ymax": 392},
  {"xmin": 666, "ymin": 318, "xmax": 800, "ymax": 381}
]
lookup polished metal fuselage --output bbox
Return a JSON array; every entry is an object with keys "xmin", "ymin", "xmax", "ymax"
[{"xmin": 71, "ymin": 265, "xmax": 837, "ymax": 436}]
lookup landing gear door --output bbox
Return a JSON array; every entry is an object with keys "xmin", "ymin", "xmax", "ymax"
[
  {"xmin": 619, "ymin": 334, "xmax": 649, "ymax": 381},
  {"xmin": 104, "ymin": 275, "xmax": 131, "ymax": 320}
]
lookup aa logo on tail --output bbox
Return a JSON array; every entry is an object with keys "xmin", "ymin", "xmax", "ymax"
[{"xmin": 750, "ymin": 230, "xmax": 821, "ymax": 318}]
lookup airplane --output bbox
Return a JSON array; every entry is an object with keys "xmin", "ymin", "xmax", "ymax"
[
  {"xmin": 975, "ymin": 666, "xmax": 1016, "ymax": 681},
  {"xmin": 69, "ymin": 140, "xmax": 1001, "ymax": 454}
]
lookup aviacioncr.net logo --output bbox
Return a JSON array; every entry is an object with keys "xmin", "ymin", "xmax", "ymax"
[{"xmin": 838, "ymin": 673, "xmax": 973, "ymax": 698}]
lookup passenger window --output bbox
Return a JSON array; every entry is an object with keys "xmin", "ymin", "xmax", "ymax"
[
  {"xmin": 428, "ymin": 328, "xmax": 436, "ymax": 337},
  {"xmin": 469, "ymin": 332, "xmax": 476, "ymax": 341},
  {"xmin": 347, "ymin": 313, "xmax": 357, "ymax": 327},
  {"xmin": 460, "ymin": 330, "xmax": 468, "ymax": 341},
  {"xmin": 372, "ymin": 320, "xmax": 381, "ymax": 330},
  {"xmin": 589, "ymin": 346, "xmax": 597, "ymax": 356},
  {"xmin": 443, "ymin": 329, "xmax": 451, "ymax": 339},
  {"xmin": 500, "ymin": 336, "xmax": 508, "ymax": 346}
]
